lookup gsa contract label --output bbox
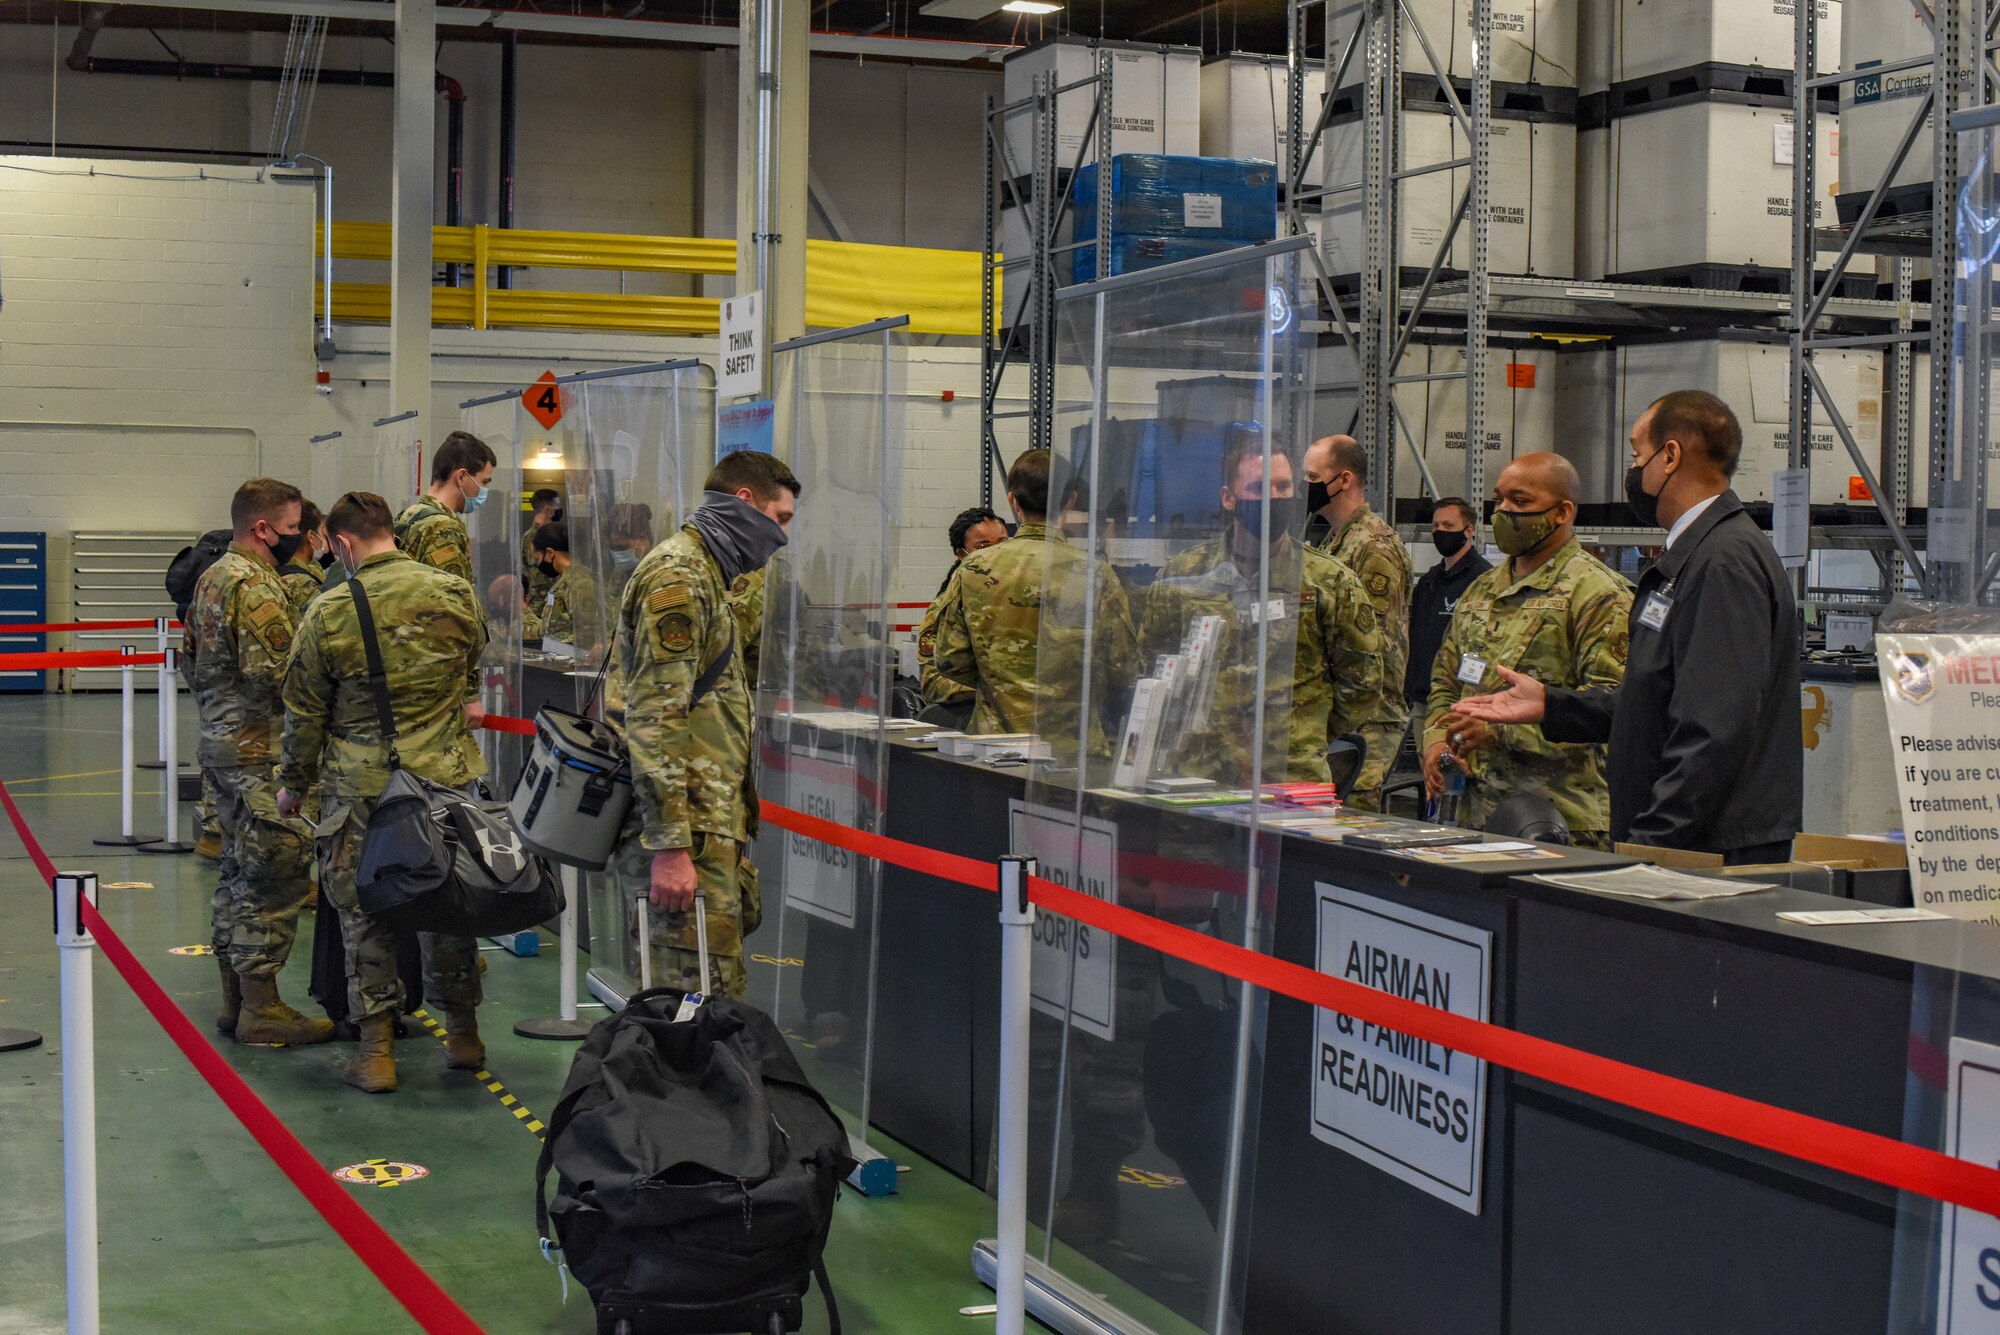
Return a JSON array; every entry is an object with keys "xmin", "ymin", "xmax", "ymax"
[{"xmin": 1311, "ymin": 885, "xmax": 1491, "ymax": 1214}]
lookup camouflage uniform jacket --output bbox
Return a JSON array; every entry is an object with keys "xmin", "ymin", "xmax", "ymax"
[
  {"xmin": 607, "ymin": 524, "xmax": 752, "ymax": 851},
  {"xmin": 278, "ymin": 553, "xmax": 323, "ymax": 619},
  {"xmin": 728, "ymin": 566, "xmax": 766, "ymax": 692},
  {"xmin": 1320, "ymin": 501, "xmax": 1413, "ymax": 733},
  {"xmin": 183, "ymin": 543, "xmax": 297, "ymax": 770},
  {"xmin": 394, "ymin": 495, "xmax": 475, "ymax": 586},
  {"xmin": 1426, "ymin": 537, "xmax": 1632, "ymax": 837},
  {"xmin": 278, "ymin": 551, "xmax": 488, "ymax": 805},
  {"xmin": 916, "ymin": 583, "xmax": 974, "ymax": 709},
  {"xmin": 542, "ymin": 561, "xmax": 605, "ymax": 649},
  {"xmin": 931, "ymin": 524, "xmax": 1140, "ymax": 745},
  {"xmin": 1142, "ymin": 535, "xmax": 1396, "ymax": 788}
]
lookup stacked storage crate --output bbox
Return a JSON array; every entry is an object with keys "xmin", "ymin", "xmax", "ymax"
[
  {"xmin": 996, "ymin": 36, "xmax": 1203, "ymax": 327},
  {"xmin": 1575, "ymin": 0, "xmax": 1850, "ymax": 290},
  {"xmin": 1068, "ymin": 155, "xmax": 1279, "ymax": 284},
  {"xmin": 1391, "ymin": 342, "xmax": 1561, "ymax": 503},
  {"xmin": 1552, "ymin": 336, "xmax": 1883, "ymax": 506},
  {"xmin": 1835, "ymin": 0, "xmax": 1932, "ymax": 224}
]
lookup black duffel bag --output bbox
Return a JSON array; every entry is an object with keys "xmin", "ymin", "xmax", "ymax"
[
  {"xmin": 348, "ymin": 577, "xmax": 563, "ymax": 937},
  {"xmin": 536, "ymin": 992, "xmax": 855, "ymax": 1334}
]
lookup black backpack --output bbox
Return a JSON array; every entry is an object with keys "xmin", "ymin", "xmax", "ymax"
[
  {"xmin": 165, "ymin": 528, "xmax": 234, "ymax": 621},
  {"xmin": 536, "ymin": 992, "xmax": 855, "ymax": 1335}
]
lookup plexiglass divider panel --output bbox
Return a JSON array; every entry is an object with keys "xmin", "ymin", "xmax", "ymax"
[
  {"xmin": 750, "ymin": 318, "xmax": 908, "ymax": 1158},
  {"xmin": 458, "ymin": 392, "xmax": 532, "ymax": 792},
  {"xmin": 1003, "ymin": 240, "xmax": 1316, "ymax": 1334},
  {"xmin": 1884, "ymin": 107, "xmax": 2000, "ymax": 1332}
]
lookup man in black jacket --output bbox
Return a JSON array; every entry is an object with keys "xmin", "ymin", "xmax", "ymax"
[
  {"xmin": 1452, "ymin": 390, "xmax": 1802, "ymax": 863},
  {"xmin": 1405, "ymin": 496, "xmax": 1491, "ymax": 712}
]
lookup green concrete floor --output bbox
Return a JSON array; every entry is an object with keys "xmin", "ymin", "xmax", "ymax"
[{"xmin": 0, "ymin": 693, "xmax": 1207, "ymax": 1334}]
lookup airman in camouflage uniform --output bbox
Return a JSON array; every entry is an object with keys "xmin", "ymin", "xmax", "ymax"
[
  {"xmin": 279, "ymin": 503, "xmax": 489, "ymax": 1092},
  {"xmin": 392, "ymin": 428, "xmax": 496, "ymax": 589},
  {"xmin": 930, "ymin": 522, "xmax": 1141, "ymax": 752},
  {"xmin": 395, "ymin": 494, "xmax": 476, "ymax": 586},
  {"xmin": 542, "ymin": 558, "xmax": 605, "ymax": 651},
  {"xmin": 1305, "ymin": 436, "xmax": 1414, "ymax": 809},
  {"xmin": 277, "ymin": 498, "xmax": 329, "ymax": 619},
  {"xmin": 604, "ymin": 456, "xmax": 795, "ymax": 999},
  {"xmin": 1142, "ymin": 535, "xmax": 1397, "ymax": 793},
  {"xmin": 1425, "ymin": 456, "xmax": 1632, "ymax": 848},
  {"xmin": 185, "ymin": 488, "xmax": 333, "ymax": 1048},
  {"xmin": 522, "ymin": 490, "xmax": 562, "ymax": 607}
]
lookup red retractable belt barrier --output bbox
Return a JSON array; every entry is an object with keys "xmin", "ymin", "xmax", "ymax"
[
  {"xmin": 0, "ymin": 779, "xmax": 485, "ymax": 1335},
  {"xmin": 754, "ymin": 796, "xmax": 2000, "ymax": 1221},
  {"xmin": 1, "ymin": 619, "xmax": 182, "ymax": 634},
  {"xmin": 479, "ymin": 714, "xmax": 538, "ymax": 737},
  {"xmin": 0, "ymin": 650, "xmax": 167, "ymax": 670}
]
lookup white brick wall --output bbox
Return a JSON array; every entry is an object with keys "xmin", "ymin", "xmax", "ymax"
[{"xmin": 0, "ymin": 157, "xmax": 316, "ymax": 533}]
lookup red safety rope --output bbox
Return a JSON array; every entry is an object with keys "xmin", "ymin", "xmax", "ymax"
[
  {"xmin": 0, "ymin": 619, "xmax": 181, "ymax": 634},
  {"xmin": 756, "ymin": 797, "xmax": 2000, "ymax": 1221},
  {"xmin": 0, "ymin": 778, "xmax": 484, "ymax": 1335},
  {"xmin": 0, "ymin": 650, "xmax": 167, "ymax": 670}
]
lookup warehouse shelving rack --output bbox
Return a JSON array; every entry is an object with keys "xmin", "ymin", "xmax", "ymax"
[
  {"xmin": 1281, "ymin": 0, "xmax": 1995, "ymax": 614},
  {"xmin": 1795, "ymin": 0, "xmax": 2000, "ymax": 609},
  {"xmin": 979, "ymin": 51, "xmax": 1115, "ymax": 508}
]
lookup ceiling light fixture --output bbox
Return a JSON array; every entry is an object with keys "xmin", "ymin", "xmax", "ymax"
[{"xmin": 1001, "ymin": 0, "xmax": 1063, "ymax": 13}]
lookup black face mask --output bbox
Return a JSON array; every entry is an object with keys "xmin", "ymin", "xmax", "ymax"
[
  {"xmin": 317, "ymin": 551, "xmax": 336, "ymax": 572},
  {"xmin": 267, "ymin": 530, "xmax": 304, "ymax": 565},
  {"xmin": 537, "ymin": 558, "xmax": 559, "ymax": 581},
  {"xmin": 1431, "ymin": 527, "xmax": 1468, "ymax": 557},
  {"xmin": 1625, "ymin": 454, "xmax": 1663, "ymax": 528},
  {"xmin": 1306, "ymin": 478, "xmax": 1333, "ymax": 514},
  {"xmin": 1233, "ymin": 495, "xmax": 1306, "ymax": 546}
]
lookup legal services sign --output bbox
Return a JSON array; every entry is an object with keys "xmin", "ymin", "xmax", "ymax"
[
  {"xmin": 1879, "ymin": 634, "xmax": 2000, "ymax": 926},
  {"xmin": 1311, "ymin": 884, "xmax": 1491, "ymax": 1214}
]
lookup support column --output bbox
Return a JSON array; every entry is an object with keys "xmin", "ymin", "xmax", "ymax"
[
  {"xmin": 390, "ymin": 0, "xmax": 437, "ymax": 440},
  {"xmin": 737, "ymin": 0, "xmax": 809, "ymax": 392}
]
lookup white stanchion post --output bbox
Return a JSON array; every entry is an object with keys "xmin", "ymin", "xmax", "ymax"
[
  {"xmin": 93, "ymin": 647, "xmax": 156, "ymax": 848},
  {"xmin": 637, "ymin": 897, "xmax": 653, "ymax": 994},
  {"xmin": 152, "ymin": 617, "xmax": 170, "ymax": 767},
  {"xmin": 513, "ymin": 865, "xmax": 592, "ymax": 1041},
  {"xmin": 140, "ymin": 648, "xmax": 192, "ymax": 853},
  {"xmin": 55, "ymin": 870, "xmax": 101, "ymax": 1335},
  {"xmin": 994, "ymin": 855, "xmax": 1036, "ymax": 1335}
]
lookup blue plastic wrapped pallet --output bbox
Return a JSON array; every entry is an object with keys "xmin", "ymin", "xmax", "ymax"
[{"xmin": 1069, "ymin": 154, "xmax": 1277, "ymax": 283}]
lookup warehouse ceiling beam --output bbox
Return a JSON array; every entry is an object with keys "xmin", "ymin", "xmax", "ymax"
[{"xmin": 93, "ymin": 0, "xmax": 1015, "ymax": 61}]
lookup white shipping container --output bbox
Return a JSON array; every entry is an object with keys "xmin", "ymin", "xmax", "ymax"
[
  {"xmin": 1333, "ymin": 0, "xmax": 1579, "ymax": 88},
  {"xmin": 1321, "ymin": 105, "xmax": 1575, "ymax": 276},
  {"xmin": 1001, "ymin": 39, "xmax": 1201, "ymax": 178},
  {"xmin": 1900, "ymin": 353, "xmax": 2000, "ymax": 510},
  {"xmin": 1390, "ymin": 344, "xmax": 1559, "ymax": 500},
  {"xmin": 1564, "ymin": 340, "xmax": 1883, "ymax": 505},
  {"xmin": 1579, "ymin": 0, "xmax": 1842, "ymax": 95},
  {"xmin": 1199, "ymin": 54, "xmax": 1328, "ymax": 188},
  {"xmin": 1576, "ymin": 100, "xmax": 1838, "ymax": 278},
  {"xmin": 1837, "ymin": 0, "xmax": 1933, "ymax": 204}
]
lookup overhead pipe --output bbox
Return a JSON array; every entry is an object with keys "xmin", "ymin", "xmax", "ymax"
[
  {"xmin": 497, "ymin": 32, "xmax": 517, "ymax": 291},
  {"xmin": 81, "ymin": 56, "xmax": 393, "ymax": 85},
  {"xmin": 440, "ymin": 73, "xmax": 467, "ymax": 287},
  {"xmin": 65, "ymin": 4, "xmax": 112, "ymax": 71}
]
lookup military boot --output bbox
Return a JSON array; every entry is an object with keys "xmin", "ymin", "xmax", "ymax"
[
  {"xmin": 441, "ymin": 1007, "xmax": 485, "ymax": 1071},
  {"xmin": 214, "ymin": 960, "xmax": 241, "ymax": 1035},
  {"xmin": 344, "ymin": 1014, "xmax": 397, "ymax": 1093},
  {"xmin": 234, "ymin": 974, "xmax": 335, "ymax": 1046}
]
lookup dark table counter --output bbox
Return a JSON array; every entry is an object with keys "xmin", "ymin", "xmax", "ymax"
[{"xmin": 860, "ymin": 738, "xmax": 2000, "ymax": 1334}]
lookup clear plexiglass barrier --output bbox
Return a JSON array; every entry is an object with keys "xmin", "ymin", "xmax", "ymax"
[
  {"xmin": 748, "ymin": 317, "xmax": 909, "ymax": 1164},
  {"xmin": 989, "ymin": 238, "xmax": 1378, "ymax": 1332},
  {"xmin": 1880, "ymin": 108, "xmax": 2000, "ymax": 1332}
]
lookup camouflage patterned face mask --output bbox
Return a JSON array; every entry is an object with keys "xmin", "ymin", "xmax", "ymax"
[{"xmin": 1491, "ymin": 505, "xmax": 1561, "ymax": 557}]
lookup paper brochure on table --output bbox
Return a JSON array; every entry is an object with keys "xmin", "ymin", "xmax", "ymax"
[{"xmin": 1529, "ymin": 864, "xmax": 1775, "ymax": 901}]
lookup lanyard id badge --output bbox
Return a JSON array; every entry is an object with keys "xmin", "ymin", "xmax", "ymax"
[
  {"xmin": 1457, "ymin": 653, "xmax": 1488, "ymax": 686},
  {"xmin": 1638, "ymin": 590, "xmax": 1672, "ymax": 631}
]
